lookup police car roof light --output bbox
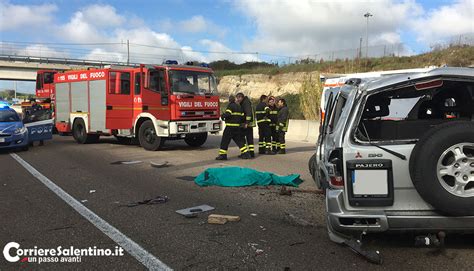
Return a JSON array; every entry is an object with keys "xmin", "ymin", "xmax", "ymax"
[{"xmin": 0, "ymin": 101, "xmax": 10, "ymax": 109}]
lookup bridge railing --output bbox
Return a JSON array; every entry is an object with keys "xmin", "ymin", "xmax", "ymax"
[{"xmin": 0, "ymin": 54, "xmax": 141, "ymax": 67}]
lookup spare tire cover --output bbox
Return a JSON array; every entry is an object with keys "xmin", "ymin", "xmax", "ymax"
[{"xmin": 409, "ymin": 121, "xmax": 474, "ymax": 216}]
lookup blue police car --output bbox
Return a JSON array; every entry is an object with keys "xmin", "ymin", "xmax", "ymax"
[{"xmin": 0, "ymin": 104, "xmax": 29, "ymax": 151}]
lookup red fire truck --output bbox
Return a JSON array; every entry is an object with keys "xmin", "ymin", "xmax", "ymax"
[{"xmin": 43, "ymin": 63, "xmax": 221, "ymax": 150}]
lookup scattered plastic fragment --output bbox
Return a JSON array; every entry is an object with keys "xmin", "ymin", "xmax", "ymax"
[
  {"xmin": 124, "ymin": 196, "xmax": 169, "ymax": 207},
  {"xmin": 110, "ymin": 160, "xmax": 142, "ymax": 165},
  {"xmin": 176, "ymin": 204, "xmax": 215, "ymax": 216},
  {"xmin": 150, "ymin": 161, "xmax": 170, "ymax": 168}
]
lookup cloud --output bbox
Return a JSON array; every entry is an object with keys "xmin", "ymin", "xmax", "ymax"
[
  {"xmin": 179, "ymin": 15, "xmax": 228, "ymax": 37},
  {"xmin": 59, "ymin": 9, "xmax": 107, "ymax": 43},
  {"xmin": 81, "ymin": 4, "xmax": 125, "ymax": 27},
  {"xmin": 411, "ymin": 0, "xmax": 474, "ymax": 45},
  {"xmin": 200, "ymin": 39, "xmax": 257, "ymax": 63},
  {"xmin": 55, "ymin": 4, "xmax": 248, "ymax": 64},
  {"xmin": 179, "ymin": 16, "xmax": 208, "ymax": 33},
  {"xmin": 235, "ymin": 0, "xmax": 422, "ymax": 59},
  {"xmin": 0, "ymin": 1, "xmax": 57, "ymax": 31}
]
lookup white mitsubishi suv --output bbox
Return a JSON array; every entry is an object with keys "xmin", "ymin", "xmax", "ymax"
[{"xmin": 310, "ymin": 67, "xmax": 474, "ymax": 244}]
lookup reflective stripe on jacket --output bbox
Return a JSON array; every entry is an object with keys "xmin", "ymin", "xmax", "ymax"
[
  {"xmin": 268, "ymin": 105, "xmax": 278, "ymax": 127},
  {"xmin": 221, "ymin": 102, "xmax": 244, "ymax": 127},
  {"xmin": 255, "ymin": 102, "xmax": 270, "ymax": 124}
]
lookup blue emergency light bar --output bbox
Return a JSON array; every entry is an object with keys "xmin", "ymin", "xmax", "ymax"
[
  {"xmin": 0, "ymin": 101, "xmax": 10, "ymax": 109},
  {"xmin": 164, "ymin": 60, "xmax": 179, "ymax": 65}
]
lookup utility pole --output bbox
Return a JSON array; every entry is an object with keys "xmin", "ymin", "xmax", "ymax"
[
  {"xmin": 364, "ymin": 12, "xmax": 373, "ymax": 59},
  {"xmin": 127, "ymin": 39, "xmax": 130, "ymax": 65},
  {"xmin": 364, "ymin": 12, "xmax": 373, "ymax": 70},
  {"xmin": 14, "ymin": 81, "xmax": 17, "ymax": 100}
]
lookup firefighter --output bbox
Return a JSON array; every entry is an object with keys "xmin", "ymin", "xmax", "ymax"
[
  {"xmin": 236, "ymin": 93, "xmax": 255, "ymax": 157},
  {"xmin": 268, "ymin": 96, "xmax": 279, "ymax": 152},
  {"xmin": 255, "ymin": 95, "xmax": 273, "ymax": 154},
  {"xmin": 216, "ymin": 95, "xmax": 251, "ymax": 160},
  {"xmin": 276, "ymin": 98, "xmax": 289, "ymax": 154}
]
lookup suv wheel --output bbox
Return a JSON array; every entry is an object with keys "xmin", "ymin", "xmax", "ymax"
[{"xmin": 409, "ymin": 122, "xmax": 474, "ymax": 216}]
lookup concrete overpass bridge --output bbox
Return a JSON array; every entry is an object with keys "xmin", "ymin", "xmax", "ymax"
[{"xmin": 0, "ymin": 55, "xmax": 138, "ymax": 81}]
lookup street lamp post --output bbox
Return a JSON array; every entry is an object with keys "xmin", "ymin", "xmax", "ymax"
[{"xmin": 364, "ymin": 12, "xmax": 373, "ymax": 59}]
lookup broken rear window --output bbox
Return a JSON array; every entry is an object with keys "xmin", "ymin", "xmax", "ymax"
[{"xmin": 355, "ymin": 79, "xmax": 474, "ymax": 143}]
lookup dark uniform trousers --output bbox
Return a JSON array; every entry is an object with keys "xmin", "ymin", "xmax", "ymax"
[
  {"xmin": 269, "ymin": 107, "xmax": 279, "ymax": 151},
  {"xmin": 258, "ymin": 123, "xmax": 272, "ymax": 152},
  {"xmin": 242, "ymin": 127, "xmax": 254, "ymax": 153},
  {"xmin": 277, "ymin": 130, "xmax": 286, "ymax": 151},
  {"xmin": 219, "ymin": 126, "xmax": 248, "ymax": 156}
]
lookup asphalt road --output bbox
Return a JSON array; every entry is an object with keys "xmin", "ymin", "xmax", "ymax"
[{"xmin": 1, "ymin": 135, "xmax": 473, "ymax": 270}]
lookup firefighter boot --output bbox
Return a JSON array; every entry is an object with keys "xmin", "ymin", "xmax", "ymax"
[
  {"xmin": 258, "ymin": 147, "xmax": 266, "ymax": 155},
  {"xmin": 265, "ymin": 148, "xmax": 275, "ymax": 155},
  {"xmin": 278, "ymin": 149, "xmax": 286, "ymax": 154},
  {"xmin": 250, "ymin": 151, "xmax": 255, "ymax": 158},
  {"xmin": 215, "ymin": 154, "xmax": 228, "ymax": 160},
  {"xmin": 239, "ymin": 152, "xmax": 251, "ymax": 159}
]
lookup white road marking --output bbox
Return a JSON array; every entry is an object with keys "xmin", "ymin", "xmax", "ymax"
[{"xmin": 10, "ymin": 153, "xmax": 172, "ymax": 271}]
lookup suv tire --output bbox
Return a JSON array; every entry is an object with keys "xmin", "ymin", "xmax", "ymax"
[{"xmin": 409, "ymin": 121, "xmax": 474, "ymax": 216}]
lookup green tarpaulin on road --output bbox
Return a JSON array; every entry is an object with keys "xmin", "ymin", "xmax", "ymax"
[{"xmin": 194, "ymin": 167, "xmax": 303, "ymax": 187}]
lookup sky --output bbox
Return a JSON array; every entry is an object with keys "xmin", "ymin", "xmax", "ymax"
[{"xmin": 0, "ymin": 0, "xmax": 473, "ymax": 92}]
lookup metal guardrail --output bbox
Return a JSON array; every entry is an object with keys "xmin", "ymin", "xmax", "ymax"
[{"xmin": 0, "ymin": 54, "xmax": 141, "ymax": 67}]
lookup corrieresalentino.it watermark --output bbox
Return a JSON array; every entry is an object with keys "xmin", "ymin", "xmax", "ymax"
[{"xmin": 3, "ymin": 242, "xmax": 124, "ymax": 264}]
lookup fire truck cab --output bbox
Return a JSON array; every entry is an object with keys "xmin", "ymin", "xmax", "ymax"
[
  {"xmin": 36, "ymin": 70, "xmax": 58, "ymax": 100},
  {"xmin": 53, "ymin": 63, "xmax": 221, "ymax": 150}
]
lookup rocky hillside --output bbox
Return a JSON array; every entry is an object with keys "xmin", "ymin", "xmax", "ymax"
[{"xmin": 217, "ymin": 71, "xmax": 320, "ymax": 99}]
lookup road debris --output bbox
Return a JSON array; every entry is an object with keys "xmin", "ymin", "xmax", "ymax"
[
  {"xmin": 208, "ymin": 214, "xmax": 240, "ymax": 224},
  {"xmin": 150, "ymin": 161, "xmax": 170, "ymax": 168},
  {"xmin": 259, "ymin": 226, "xmax": 266, "ymax": 231},
  {"xmin": 279, "ymin": 186, "xmax": 292, "ymax": 196},
  {"xmin": 110, "ymin": 160, "xmax": 142, "ymax": 165},
  {"xmin": 176, "ymin": 204, "xmax": 215, "ymax": 217},
  {"xmin": 289, "ymin": 241, "xmax": 305, "ymax": 246},
  {"xmin": 124, "ymin": 195, "xmax": 169, "ymax": 207},
  {"xmin": 248, "ymin": 243, "xmax": 265, "ymax": 256},
  {"xmin": 89, "ymin": 190, "xmax": 96, "ymax": 194},
  {"xmin": 177, "ymin": 176, "xmax": 196, "ymax": 182},
  {"xmin": 343, "ymin": 233, "xmax": 383, "ymax": 265},
  {"xmin": 81, "ymin": 200, "xmax": 88, "ymax": 203},
  {"xmin": 250, "ymin": 213, "xmax": 258, "ymax": 217}
]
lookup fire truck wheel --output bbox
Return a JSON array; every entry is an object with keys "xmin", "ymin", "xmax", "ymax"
[
  {"xmin": 138, "ymin": 120, "xmax": 162, "ymax": 151},
  {"xmin": 72, "ymin": 119, "xmax": 99, "ymax": 144},
  {"xmin": 184, "ymin": 133, "xmax": 208, "ymax": 147}
]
